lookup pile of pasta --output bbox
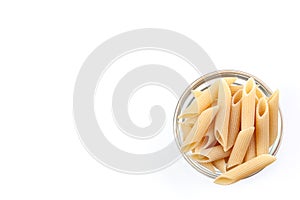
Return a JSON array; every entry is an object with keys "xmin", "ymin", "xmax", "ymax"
[{"xmin": 178, "ymin": 77, "xmax": 279, "ymax": 185}]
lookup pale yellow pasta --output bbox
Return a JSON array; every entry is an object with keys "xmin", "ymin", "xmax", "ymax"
[
  {"xmin": 256, "ymin": 87, "xmax": 265, "ymax": 99},
  {"xmin": 214, "ymin": 154, "xmax": 276, "ymax": 185},
  {"xmin": 192, "ymin": 90, "xmax": 202, "ymax": 97},
  {"xmin": 180, "ymin": 123, "xmax": 192, "ymax": 142},
  {"xmin": 179, "ymin": 77, "xmax": 279, "ymax": 185},
  {"xmin": 241, "ymin": 78, "xmax": 256, "ymax": 130},
  {"xmin": 181, "ymin": 119, "xmax": 200, "ymax": 151},
  {"xmin": 256, "ymin": 98, "xmax": 269, "ymax": 155},
  {"xmin": 181, "ymin": 106, "xmax": 219, "ymax": 152},
  {"xmin": 244, "ymin": 91, "xmax": 260, "ymax": 161},
  {"xmin": 193, "ymin": 78, "xmax": 235, "ymax": 114},
  {"xmin": 191, "ymin": 145, "xmax": 231, "ymax": 163},
  {"xmin": 199, "ymin": 162, "xmax": 216, "ymax": 173},
  {"xmin": 193, "ymin": 79, "xmax": 221, "ymax": 114},
  {"xmin": 212, "ymin": 158, "xmax": 226, "ymax": 173},
  {"xmin": 229, "ymin": 85, "xmax": 243, "ymax": 95},
  {"xmin": 255, "ymin": 96, "xmax": 259, "ymax": 105},
  {"xmin": 214, "ymin": 79, "xmax": 232, "ymax": 149},
  {"xmin": 193, "ymin": 136, "xmax": 209, "ymax": 153},
  {"xmin": 202, "ymin": 122, "xmax": 218, "ymax": 149},
  {"xmin": 178, "ymin": 90, "xmax": 203, "ymax": 119},
  {"xmin": 227, "ymin": 127, "xmax": 255, "ymax": 169},
  {"xmin": 244, "ymin": 136, "xmax": 256, "ymax": 162},
  {"xmin": 224, "ymin": 77, "xmax": 237, "ymax": 85},
  {"xmin": 178, "ymin": 99, "xmax": 198, "ymax": 119},
  {"xmin": 225, "ymin": 89, "xmax": 243, "ymax": 151},
  {"xmin": 191, "ymin": 144, "xmax": 200, "ymax": 153},
  {"xmin": 268, "ymin": 90, "xmax": 279, "ymax": 146},
  {"xmin": 180, "ymin": 116, "xmax": 198, "ymax": 127}
]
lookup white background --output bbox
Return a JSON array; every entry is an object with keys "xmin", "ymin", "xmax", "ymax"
[{"xmin": 1, "ymin": 1, "xmax": 300, "ymax": 199}]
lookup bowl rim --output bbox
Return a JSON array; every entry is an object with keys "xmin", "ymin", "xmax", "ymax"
[{"xmin": 173, "ymin": 69, "xmax": 283, "ymax": 178}]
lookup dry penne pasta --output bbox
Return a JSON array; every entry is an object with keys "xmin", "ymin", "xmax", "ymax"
[
  {"xmin": 193, "ymin": 136, "xmax": 209, "ymax": 153},
  {"xmin": 193, "ymin": 127, "xmax": 215, "ymax": 152},
  {"xmin": 181, "ymin": 106, "xmax": 219, "ymax": 152},
  {"xmin": 244, "ymin": 136, "xmax": 256, "ymax": 162},
  {"xmin": 178, "ymin": 76, "xmax": 279, "ymax": 185},
  {"xmin": 241, "ymin": 78, "xmax": 256, "ymax": 130},
  {"xmin": 255, "ymin": 96, "xmax": 259, "ymax": 105},
  {"xmin": 224, "ymin": 77, "xmax": 237, "ymax": 85},
  {"xmin": 256, "ymin": 87, "xmax": 265, "ymax": 99},
  {"xmin": 178, "ymin": 99, "xmax": 198, "ymax": 119},
  {"xmin": 191, "ymin": 145, "xmax": 231, "ymax": 163},
  {"xmin": 256, "ymin": 98, "xmax": 269, "ymax": 155},
  {"xmin": 268, "ymin": 90, "xmax": 279, "ymax": 146},
  {"xmin": 178, "ymin": 90, "xmax": 203, "ymax": 119},
  {"xmin": 214, "ymin": 154, "xmax": 276, "ymax": 185},
  {"xmin": 212, "ymin": 158, "xmax": 226, "ymax": 173},
  {"xmin": 202, "ymin": 122, "xmax": 218, "ymax": 149},
  {"xmin": 181, "ymin": 119, "xmax": 200, "ymax": 151},
  {"xmin": 194, "ymin": 81, "xmax": 219, "ymax": 114},
  {"xmin": 180, "ymin": 123, "xmax": 192, "ymax": 142},
  {"xmin": 227, "ymin": 127, "xmax": 255, "ymax": 169},
  {"xmin": 226, "ymin": 89, "xmax": 243, "ymax": 151},
  {"xmin": 192, "ymin": 78, "xmax": 235, "ymax": 115},
  {"xmin": 199, "ymin": 162, "xmax": 216, "ymax": 173},
  {"xmin": 245, "ymin": 92, "xmax": 262, "ymax": 161},
  {"xmin": 214, "ymin": 79, "xmax": 232, "ymax": 150},
  {"xmin": 180, "ymin": 116, "xmax": 198, "ymax": 127},
  {"xmin": 192, "ymin": 90, "xmax": 202, "ymax": 98},
  {"xmin": 229, "ymin": 84, "xmax": 243, "ymax": 95}
]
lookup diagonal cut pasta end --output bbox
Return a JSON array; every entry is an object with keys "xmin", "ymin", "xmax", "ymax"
[
  {"xmin": 190, "ymin": 154, "xmax": 209, "ymax": 162},
  {"xmin": 214, "ymin": 174, "xmax": 236, "ymax": 185}
]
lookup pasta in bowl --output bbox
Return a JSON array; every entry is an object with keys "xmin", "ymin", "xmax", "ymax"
[{"xmin": 173, "ymin": 70, "xmax": 282, "ymax": 185}]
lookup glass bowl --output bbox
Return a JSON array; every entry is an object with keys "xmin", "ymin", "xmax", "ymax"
[{"xmin": 173, "ymin": 70, "xmax": 283, "ymax": 178}]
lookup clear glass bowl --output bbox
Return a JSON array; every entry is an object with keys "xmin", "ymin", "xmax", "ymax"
[{"xmin": 173, "ymin": 70, "xmax": 283, "ymax": 178}]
